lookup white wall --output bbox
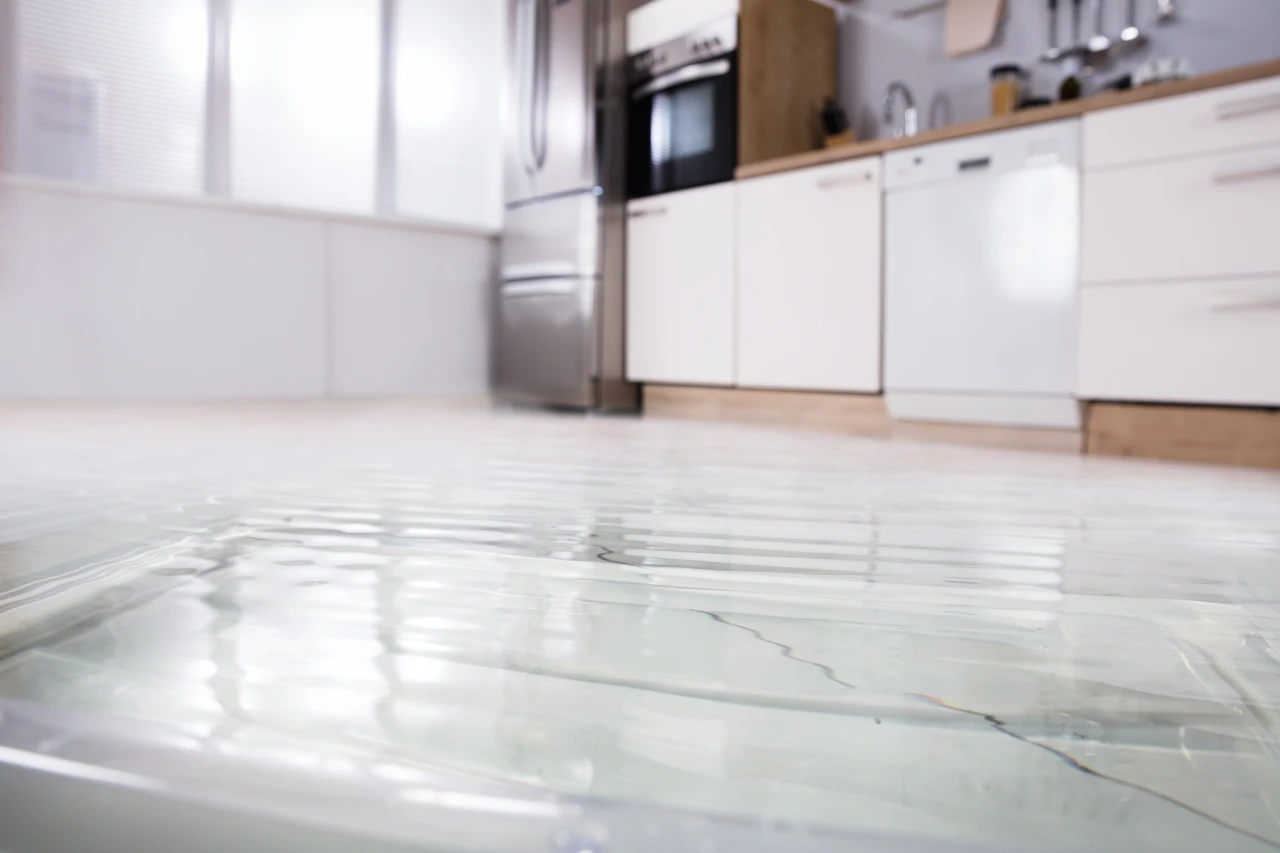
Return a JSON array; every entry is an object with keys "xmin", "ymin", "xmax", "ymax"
[
  {"xmin": 328, "ymin": 221, "xmax": 492, "ymax": 397},
  {"xmin": 0, "ymin": 181, "xmax": 494, "ymax": 400}
]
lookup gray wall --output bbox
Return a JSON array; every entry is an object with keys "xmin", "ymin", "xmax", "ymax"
[{"xmin": 840, "ymin": 0, "xmax": 1280, "ymax": 140}]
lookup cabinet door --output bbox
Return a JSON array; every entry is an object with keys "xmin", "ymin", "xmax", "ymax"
[
  {"xmin": 626, "ymin": 183, "xmax": 736, "ymax": 385},
  {"xmin": 737, "ymin": 158, "xmax": 882, "ymax": 392}
]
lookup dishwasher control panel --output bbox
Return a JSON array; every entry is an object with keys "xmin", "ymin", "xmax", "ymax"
[{"xmin": 884, "ymin": 119, "xmax": 1081, "ymax": 190}]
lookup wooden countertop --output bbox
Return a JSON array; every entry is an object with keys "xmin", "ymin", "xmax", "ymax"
[{"xmin": 735, "ymin": 57, "xmax": 1280, "ymax": 180}]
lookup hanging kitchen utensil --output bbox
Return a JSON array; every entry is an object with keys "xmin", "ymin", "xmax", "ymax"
[
  {"xmin": 1119, "ymin": 0, "xmax": 1143, "ymax": 44},
  {"xmin": 944, "ymin": 0, "xmax": 1006, "ymax": 58},
  {"xmin": 1086, "ymin": 0, "xmax": 1112, "ymax": 58},
  {"xmin": 1043, "ymin": 0, "xmax": 1062, "ymax": 60}
]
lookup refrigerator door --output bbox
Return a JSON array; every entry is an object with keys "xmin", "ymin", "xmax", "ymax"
[
  {"xmin": 502, "ymin": 190, "xmax": 599, "ymax": 281},
  {"xmin": 495, "ymin": 277, "xmax": 596, "ymax": 407},
  {"xmin": 505, "ymin": 0, "xmax": 597, "ymax": 206}
]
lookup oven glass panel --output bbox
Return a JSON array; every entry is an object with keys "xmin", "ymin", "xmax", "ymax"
[{"xmin": 629, "ymin": 59, "xmax": 737, "ymax": 199}]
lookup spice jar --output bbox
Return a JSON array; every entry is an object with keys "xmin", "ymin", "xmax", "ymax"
[{"xmin": 990, "ymin": 64, "xmax": 1024, "ymax": 116}]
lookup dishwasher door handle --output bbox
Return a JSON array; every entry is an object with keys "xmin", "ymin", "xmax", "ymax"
[{"xmin": 958, "ymin": 156, "xmax": 992, "ymax": 173}]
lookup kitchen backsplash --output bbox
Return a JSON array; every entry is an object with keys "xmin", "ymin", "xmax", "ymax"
[{"xmin": 839, "ymin": 0, "xmax": 1280, "ymax": 139}]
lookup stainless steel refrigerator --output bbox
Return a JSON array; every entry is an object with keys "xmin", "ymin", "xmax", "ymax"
[{"xmin": 497, "ymin": 0, "xmax": 636, "ymax": 410}]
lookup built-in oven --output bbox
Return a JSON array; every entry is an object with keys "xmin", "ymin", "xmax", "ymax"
[{"xmin": 627, "ymin": 16, "xmax": 738, "ymax": 199}]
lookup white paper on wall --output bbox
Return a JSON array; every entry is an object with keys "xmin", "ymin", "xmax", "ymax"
[{"xmin": 17, "ymin": 70, "xmax": 100, "ymax": 182}]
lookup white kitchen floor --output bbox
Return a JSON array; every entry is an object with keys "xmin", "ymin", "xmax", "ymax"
[{"xmin": 1, "ymin": 402, "xmax": 1278, "ymax": 852}]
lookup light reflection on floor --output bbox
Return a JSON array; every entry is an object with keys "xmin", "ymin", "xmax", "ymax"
[{"xmin": 1, "ymin": 402, "xmax": 1279, "ymax": 852}]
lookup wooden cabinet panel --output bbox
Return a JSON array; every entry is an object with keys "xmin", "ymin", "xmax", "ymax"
[
  {"xmin": 737, "ymin": 157, "xmax": 883, "ymax": 392},
  {"xmin": 738, "ymin": 0, "xmax": 837, "ymax": 167}
]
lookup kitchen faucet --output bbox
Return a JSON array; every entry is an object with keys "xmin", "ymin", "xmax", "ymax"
[{"xmin": 883, "ymin": 81, "xmax": 919, "ymax": 138}]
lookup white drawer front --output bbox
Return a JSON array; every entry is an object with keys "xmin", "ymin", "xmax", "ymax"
[
  {"xmin": 1085, "ymin": 75, "xmax": 1280, "ymax": 170},
  {"xmin": 1078, "ymin": 280, "xmax": 1280, "ymax": 406},
  {"xmin": 1082, "ymin": 143, "xmax": 1280, "ymax": 283}
]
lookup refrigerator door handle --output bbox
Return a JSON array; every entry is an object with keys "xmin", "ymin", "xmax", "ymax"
[
  {"xmin": 517, "ymin": 0, "xmax": 539, "ymax": 177},
  {"xmin": 530, "ymin": 0, "xmax": 551, "ymax": 171}
]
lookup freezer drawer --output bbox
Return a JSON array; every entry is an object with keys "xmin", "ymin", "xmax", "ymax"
[
  {"xmin": 494, "ymin": 277, "xmax": 595, "ymax": 407},
  {"xmin": 501, "ymin": 191, "xmax": 599, "ymax": 281}
]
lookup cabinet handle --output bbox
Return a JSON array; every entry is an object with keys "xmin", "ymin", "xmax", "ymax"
[
  {"xmin": 816, "ymin": 172, "xmax": 874, "ymax": 190},
  {"xmin": 1215, "ymin": 92, "xmax": 1280, "ymax": 121},
  {"xmin": 628, "ymin": 207, "xmax": 668, "ymax": 218},
  {"xmin": 1213, "ymin": 164, "xmax": 1280, "ymax": 185},
  {"xmin": 1209, "ymin": 295, "xmax": 1280, "ymax": 313}
]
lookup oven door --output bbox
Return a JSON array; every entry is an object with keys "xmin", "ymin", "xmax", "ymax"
[{"xmin": 628, "ymin": 56, "xmax": 738, "ymax": 199}]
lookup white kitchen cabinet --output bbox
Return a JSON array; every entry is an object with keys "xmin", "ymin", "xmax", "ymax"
[
  {"xmin": 1078, "ymin": 279, "xmax": 1280, "ymax": 406},
  {"xmin": 1084, "ymin": 74, "xmax": 1280, "ymax": 171},
  {"xmin": 736, "ymin": 157, "xmax": 883, "ymax": 392},
  {"xmin": 1079, "ymin": 81, "xmax": 1280, "ymax": 408},
  {"xmin": 626, "ymin": 183, "xmax": 736, "ymax": 386},
  {"xmin": 1082, "ymin": 142, "xmax": 1280, "ymax": 283}
]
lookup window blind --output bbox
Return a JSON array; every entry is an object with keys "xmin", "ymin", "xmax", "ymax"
[
  {"xmin": 394, "ymin": 0, "xmax": 503, "ymax": 230},
  {"xmin": 12, "ymin": 0, "xmax": 208, "ymax": 195},
  {"xmin": 229, "ymin": 0, "xmax": 381, "ymax": 214}
]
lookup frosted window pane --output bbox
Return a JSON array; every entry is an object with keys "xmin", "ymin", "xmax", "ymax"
[
  {"xmin": 230, "ymin": 0, "xmax": 380, "ymax": 214},
  {"xmin": 395, "ymin": 0, "xmax": 503, "ymax": 229},
  {"xmin": 13, "ymin": 0, "xmax": 207, "ymax": 195}
]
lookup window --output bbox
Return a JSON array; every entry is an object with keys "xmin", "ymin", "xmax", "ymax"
[
  {"xmin": 394, "ymin": 0, "xmax": 503, "ymax": 230},
  {"xmin": 11, "ymin": 0, "xmax": 207, "ymax": 194},
  {"xmin": 229, "ymin": 0, "xmax": 381, "ymax": 214},
  {"xmin": 3, "ymin": 0, "xmax": 504, "ymax": 227}
]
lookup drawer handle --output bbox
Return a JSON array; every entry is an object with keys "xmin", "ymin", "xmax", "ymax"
[
  {"xmin": 503, "ymin": 280, "xmax": 579, "ymax": 299},
  {"xmin": 1209, "ymin": 296, "xmax": 1280, "ymax": 313},
  {"xmin": 628, "ymin": 207, "xmax": 668, "ymax": 218},
  {"xmin": 817, "ymin": 172, "xmax": 875, "ymax": 190},
  {"xmin": 1213, "ymin": 164, "xmax": 1280, "ymax": 185},
  {"xmin": 1215, "ymin": 93, "xmax": 1280, "ymax": 121}
]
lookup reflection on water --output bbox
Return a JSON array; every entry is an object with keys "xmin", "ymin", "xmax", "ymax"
[{"xmin": 1, "ymin": 405, "xmax": 1279, "ymax": 851}]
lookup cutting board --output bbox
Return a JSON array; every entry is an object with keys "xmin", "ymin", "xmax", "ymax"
[{"xmin": 944, "ymin": 0, "xmax": 1005, "ymax": 57}]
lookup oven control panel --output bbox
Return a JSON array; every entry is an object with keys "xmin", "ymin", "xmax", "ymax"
[{"xmin": 628, "ymin": 15, "xmax": 738, "ymax": 85}]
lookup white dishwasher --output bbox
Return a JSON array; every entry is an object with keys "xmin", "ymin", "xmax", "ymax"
[{"xmin": 883, "ymin": 120, "xmax": 1082, "ymax": 429}]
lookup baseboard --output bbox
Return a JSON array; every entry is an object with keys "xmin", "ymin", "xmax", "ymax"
[
  {"xmin": 643, "ymin": 385, "xmax": 892, "ymax": 437},
  {"xmin": 891, "ymin": 420, "xmax": 1083, "ymax": 454},
  {"xmin": 1086, "ymin": 402, "xmax": 1280, "ymax": 469},
  {"xmin": 641, "ymin": 385, "xmax": 1083, "ymax": 452},
  {"xmin": 886, "ymin": 391, "xmax": 1084, "ymax": 430}
]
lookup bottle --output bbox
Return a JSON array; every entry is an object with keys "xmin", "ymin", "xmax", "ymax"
[
  {"xmin": 1059, "ymin": 73, "xmax": 1082, "ymax": 101},
  {"xmin": 1059, "ymin": 56, "xmax": 1082, "ymax": 101}
]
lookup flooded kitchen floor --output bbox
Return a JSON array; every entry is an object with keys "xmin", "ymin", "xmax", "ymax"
[{"xmin": 1, "ymin": 402, "xmax": 1279, "ymax": 852}]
